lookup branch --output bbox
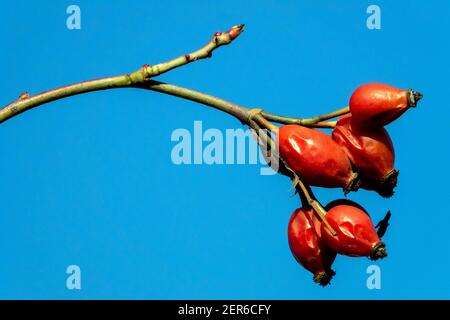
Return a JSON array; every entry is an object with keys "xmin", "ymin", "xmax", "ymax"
[
  {"xmin": 0, "ymin": 24, "xmax": 245, "ymax": 124},
  {"xmin": 262, "ymin": 107, "xmax": 349, "ymax": 128},
  {"xmin": 293, "ymin": 174, "xmax": 337, "ymax": 236},
  {"xmin": 0, "ymin": 21, "xmax": 345, "ymax": 185},
  {"xmin": 0, "ymin": 23, "xmax": 348, "ymax": 237},
  {"xmin": 128, "ymin": 24, "xmax": 245, "ymax": 82},
  {"xmin": 247, "ymin": 121, "xmax": 337, "ymax": 236},
  {"xmin": 0, "ymin": 22, "xmax": 345, "ymax": 132},
  {"xmin": 138, "ymin": 80, "xmax": 250, "ymax": 124}
]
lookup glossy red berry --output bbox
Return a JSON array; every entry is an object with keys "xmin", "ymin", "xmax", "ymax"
[
  {"xmin": 349, "ymin": 83, "xmax": 422, "ymax": 127},
  {"xmin": 288, "ymin": 207, "xmax": 336, "ymax": 286},
  {"xmin": 320, "ymin": 200, "xmax": 387, "ymax": 261},
  {"xmin": 278, "ymin": 125, "xmax": 360, "ymax": 192},
  {"xmin": 332, "ymin": 115, "xmax": 398, "ymax": 197}
]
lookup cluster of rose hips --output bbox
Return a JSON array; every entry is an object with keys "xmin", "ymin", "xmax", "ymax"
[{"xmin": 277, "ymin": 83, "xmax": 422, "ymax": 286}]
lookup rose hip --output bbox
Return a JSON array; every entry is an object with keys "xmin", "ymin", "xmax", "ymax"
[
  {"xmin": 320, "ymin": 199, "xmax": 387, "ymax": 261},
  {"xmin": 278, "ymin": 125, "xmax": 360, "ymax": 192},
  {"xmin": 288, "ymin": 207, "xmax": 336, "ymax": 286},
  {"xmin": 349, "ymin": 83, "xmax": 422, "ymax": 127},
  {"xmin": 332, "ymin": 114, "xmax": 398, "ymax": 197}
]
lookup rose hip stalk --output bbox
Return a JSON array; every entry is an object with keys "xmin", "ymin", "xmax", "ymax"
[
  {"xmin": 278, "ymin": 125, "xmax": 360, "ymax": 193},
  {"xmin": 332, "ymin": 114, "xmax": 398, "ymax": 197},
  {"xmin": 320, "ymin": 200, "xmax": 387, "ymax": 261},
  {"xmin": 288, "ymin": 207, "xmax": 337, "ymax": 286},
  {"xmin": 349, "ymin": 83, "xmax": 422, "ymax": 127}
]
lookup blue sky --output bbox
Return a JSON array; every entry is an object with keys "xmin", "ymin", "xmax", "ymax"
[{"xmin": 0, "ymin": 0, "xmax": 449, "ymax": 299}]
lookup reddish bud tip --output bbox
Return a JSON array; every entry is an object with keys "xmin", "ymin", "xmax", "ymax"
[
  {"xmin": 214, "ymin": 32, "xmax": 222, "ymax": 37},
  {"xmin": 227, "ymin": 24, "xmax": 245, "ymax": 40}
]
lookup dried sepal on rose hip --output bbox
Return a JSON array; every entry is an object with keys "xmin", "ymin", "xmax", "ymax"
[
  {"xmin": 278, "ymin": 125, "xmax": 361, "ymax": 193},
  {"xmin": 332, "ymin": 114, "xmax": 398, "ymax": 197},
  {"xmin": 320, "ymin": 199, "xmax": 387, "ymax": 261},
  {"xmin": 349, "ymin": 83, "xmax": 422, "ymax": 127},
  {"xmin": 288, "ymin": 207, "xmax": 337, "ymax": 286}
]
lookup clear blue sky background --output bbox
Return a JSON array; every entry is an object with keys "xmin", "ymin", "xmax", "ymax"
[{"xmin": 0, "ymin": 0, "xmax": 448, "ymax": 299}]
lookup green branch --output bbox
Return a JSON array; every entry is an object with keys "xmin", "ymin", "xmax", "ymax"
[
  {"xmin": 0, "ymin": 24, "xmax": 247, "ymax": 124},
  {"xmin": 0, "ymin": 24, "xmax": 341, "ymax": 129},
  {"xmin": 0, "ymin": 23, "xmax": 351, "ymax": 234}
]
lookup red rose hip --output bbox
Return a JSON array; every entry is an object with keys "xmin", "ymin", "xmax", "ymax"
[
  {"xmin": 278, "ymin": 125, "xmax": 360, "ymax": 193},
  {"xmin": 349, "ymin": 83, "xmax": 422, "ymax": 127},
  {"xmin": 332, "ymin": 115, "xmax": 398, "ymax": 197},
  {"xmin": 288, "ymin": 207, "xmax": 337, "ymax": 286},
  {"xmin": 320, "ymin": 200, "xmax": 387, "ymax": 261}
]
